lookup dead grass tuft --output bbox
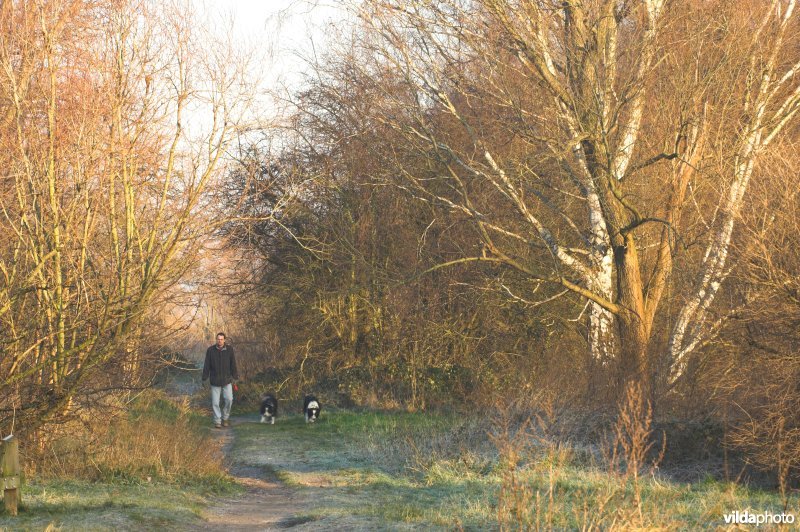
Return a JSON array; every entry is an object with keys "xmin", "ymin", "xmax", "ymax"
[{"xmin": 26, "ymin": 391, "xmax": 228, "ymax": 485}]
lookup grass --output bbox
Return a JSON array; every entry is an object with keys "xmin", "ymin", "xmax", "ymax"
[
  {"xmin": 0, "ymin": 479, "xmax": 216, "ymax": 531},
  {"xmin": 0, "ymin": 389, "xmax": 240, "ymax": 530},
  {"xmin": 4, "ymin": 398, "xmax": 799, "ymax": 530},
  {"xmin": 230, "ymin": 410, "xmax": 487, "ymax": 529},
  {"xmin": 230, "ymin": 408, "xmax": 800, "ymax": 530}
]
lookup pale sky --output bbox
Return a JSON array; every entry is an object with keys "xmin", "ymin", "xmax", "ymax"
[
  {"xmin": 176, "ymin": 0, "xmax": 352, "ymax": 150},
  {"xmin": 196, "ymin": 0, "xmax": 349, "ymax": 103}
]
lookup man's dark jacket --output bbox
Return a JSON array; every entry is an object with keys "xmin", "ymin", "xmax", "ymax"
[{"xmin": 202, "ymin": 344, "xmax": 239, "ymax": 386}]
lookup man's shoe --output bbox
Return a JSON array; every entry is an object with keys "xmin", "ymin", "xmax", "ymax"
[
  {"xmin": 222, "ymin": 419, "xmax": 230, "ymax": 427},
  {"xmin": 214, "ymin": 423, "xmax": 222, "ymax": 429}
]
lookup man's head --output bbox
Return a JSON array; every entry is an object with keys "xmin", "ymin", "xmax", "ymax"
[{"xmin": 216, "ymin": 332, "xmax": 226, "ymax": 348}]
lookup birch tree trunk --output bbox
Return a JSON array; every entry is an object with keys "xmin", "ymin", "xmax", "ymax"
[{"xmin": 668, "ymin": 0, "xmax": 800, "ymax": 383}]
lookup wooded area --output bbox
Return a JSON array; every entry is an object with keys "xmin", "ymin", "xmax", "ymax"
[
  {"xmin": 0, "ymin": 0, "xmax": 249, "ymax": 437},
  {"xmin": 2, "ymin": 0, "xmax": 800, "ymax": 495},
  {"xmin": 221, "ymin": 0, "xmax": 800, "ymax": 486}
]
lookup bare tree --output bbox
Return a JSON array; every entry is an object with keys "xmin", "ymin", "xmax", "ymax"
[
  {"xmin": 325, "ymin": 0, "xmax": 800, "ymax": 395},
  {"xmin": 667, "ymin": 0, "xmax": 800, "ymax": 381},
  {"xmin": 0, "ymin": 0, "xmax": 249, "ymax": 434}
]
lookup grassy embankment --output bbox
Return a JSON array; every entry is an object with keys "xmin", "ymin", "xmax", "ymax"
[
  {"xmin": 231, "ymin": 409, "xmax": 800, "ymax": 530},
  {"xmin": 0, "ymin": 390, "xmax": 239, "ymax": 531}
]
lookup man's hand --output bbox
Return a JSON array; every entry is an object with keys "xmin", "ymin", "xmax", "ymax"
[{"xmin": 201, "ymin": 380, "xmax": 209, "ymax": 389}]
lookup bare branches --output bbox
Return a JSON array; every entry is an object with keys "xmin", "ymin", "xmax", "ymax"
[
  {"xmin": 669, "ymin": 0, "xmax": 800, "ymax": 382},
  {"xmin": 0, "ymin": 0, "xmax": 248, "ymax": 434}
]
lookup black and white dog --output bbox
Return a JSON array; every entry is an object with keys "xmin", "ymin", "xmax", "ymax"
[
  {"xmin": 260, "ymin": 393, "xmax": 278, "ymax": 425},
  {"xmin": 303, "ymin": 394, "xmax": 321, "ymax": 423}
]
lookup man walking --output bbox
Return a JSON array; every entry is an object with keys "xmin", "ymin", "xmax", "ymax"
[{"xmin": 202, "ymin": 332, "xmax": 239, "ymax": 428}]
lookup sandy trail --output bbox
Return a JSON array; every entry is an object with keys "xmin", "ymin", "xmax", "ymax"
[
  {"xmin": 186, "ymin": 417, "xmax": 314, "ymax": 531},
  {"xmin": 166, "ymin": 370, "xmax": 316, "ymax": 531}
]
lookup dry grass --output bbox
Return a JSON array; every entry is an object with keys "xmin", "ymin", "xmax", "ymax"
[
  {"xmin": 26, "ymin": 391, "xmax": 228, "ymax": 485},
  {"xmin": 224, "ymin": 406, "xmax": 800, "ymax": 530},
  {"xmin": 488, "ymin": 385, "xmax": 673, "ymax": 530}
]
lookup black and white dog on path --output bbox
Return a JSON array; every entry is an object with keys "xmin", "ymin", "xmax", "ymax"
[
  {"xmin": 303, "ymin": 394, "xmax": 321, "ymax": 423},
  {"xmin": 259, "ymin": 393, "xmax": 278, "ymax": 425}
]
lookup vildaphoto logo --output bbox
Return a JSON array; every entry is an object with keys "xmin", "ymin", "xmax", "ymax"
[{"xmin": 723, "ymin": 510, "xmax": 795, "ymax": 526}]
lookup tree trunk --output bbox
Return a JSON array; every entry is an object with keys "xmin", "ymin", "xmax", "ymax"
[{"xmin": 615, "ymin": 234, "xmax": 652, "ymax": 398}]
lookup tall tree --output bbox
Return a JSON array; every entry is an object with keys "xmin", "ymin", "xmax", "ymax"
[
  {"xmin": 335, "ymin": 0, "xmax": 800, "ymax": 395},
  {"xmin": 0, "ymin": 0, "xmax": 249, "ymax": 433}
]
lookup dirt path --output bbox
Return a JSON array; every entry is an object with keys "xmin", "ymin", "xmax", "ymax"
[
  {"xmin": 164, "ymin": 370, "xmax": 315, "ymax": 531},
  {"xmin": 188, "ymin": 417, "xmax": 313, "ymax": 531}
]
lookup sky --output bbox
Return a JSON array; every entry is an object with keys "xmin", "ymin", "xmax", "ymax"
[
  {"xmin": 175, "ymin": 1, "xmax": 352, "ymax": 149},
  {"xmin": 195, "ymin": 0, "xmax": 349, "ymax": 104}
]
